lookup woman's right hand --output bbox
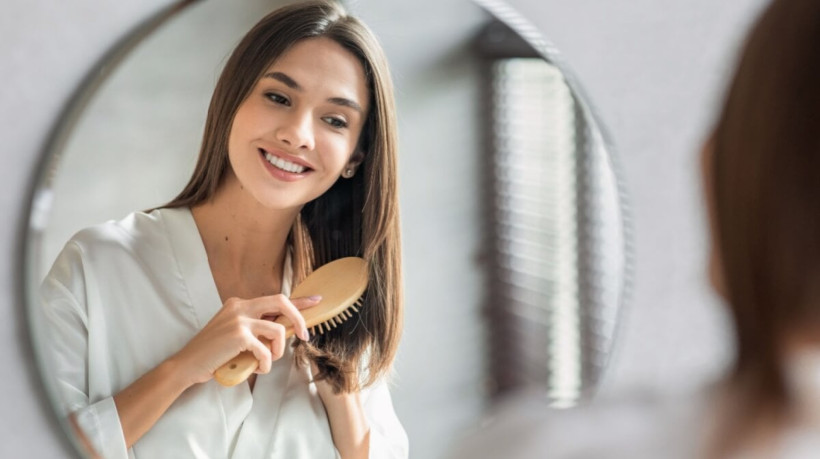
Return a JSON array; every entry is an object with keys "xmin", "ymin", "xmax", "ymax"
[{"xmin": 169, "ymin": 294, "xmax": 319, "ymax": 386}]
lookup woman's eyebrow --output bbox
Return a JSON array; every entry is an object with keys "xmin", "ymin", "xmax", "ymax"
[
  {"xmin": 263, "ymin": 71, "xmax": 363, "ymax": 113},
  {"xmin": 264, "ymin": 71, "xmax": 300, "ymax": 89},
  {"xmin": 328, "ymin": 97, "xmax": 363, "ymax": 114}
]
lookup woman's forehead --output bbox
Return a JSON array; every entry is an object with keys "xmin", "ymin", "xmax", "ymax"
[{"xmin": 261, "ymin": 37, "xmax": 369, "ymax": 111}]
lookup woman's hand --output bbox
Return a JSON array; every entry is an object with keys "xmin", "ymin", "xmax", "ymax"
[
  {"xmin": 311, "ymin": 362, "xmax": 371, "ymax": 459},
  {"xmin": 170, "ymin": 294, "xmax": 319, "ymax": 386},
  {"xmin": 113, "ymin": 295, "xmax": 318, "ymax": 449}
]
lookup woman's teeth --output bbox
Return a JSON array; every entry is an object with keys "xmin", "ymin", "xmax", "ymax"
[{"xmin": 264, "ymin": 152, "xmax": 306, "ymax": 174}]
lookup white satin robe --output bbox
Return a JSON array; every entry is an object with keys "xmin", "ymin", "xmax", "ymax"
[{"xmin": 39, "ymin": 207, "xmax": 408, "ymax": 459}]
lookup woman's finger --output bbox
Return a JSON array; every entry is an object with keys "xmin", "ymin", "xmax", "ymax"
[
  {"xmin": 291, "ymin": 295, "xmax": 323, "ymax": 310},
  {"xmin": 244, "ymin": 331, "xmax": 273, "ymax": 374},
  {"xmin": 247, "ymin": 294, "xmax": 315, "ymax": 341},
  {"xmin": 259, "ymin": 295, "xmax": 320, "ymax": 320},
  {"xmin": 269, "ymin": 331, "xmax": 286, "ymax": 361},
  {"xmin": 250, "ymin": 320, "xmax": 287, "ymax": 362}
]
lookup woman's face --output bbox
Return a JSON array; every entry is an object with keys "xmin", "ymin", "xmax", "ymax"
[{"xmin": 226, "ymin": 37, "xmax": 369, "ymax": 211}]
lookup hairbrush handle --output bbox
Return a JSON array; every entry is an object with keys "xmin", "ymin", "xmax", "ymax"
[{"xmin": 212, "ymin": 352, "xmax": 260, "ymax": 387}]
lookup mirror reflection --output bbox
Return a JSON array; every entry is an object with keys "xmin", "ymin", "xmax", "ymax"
[
  {"xmin": 476, "ymin": 16, "xmax": 625, "ymax": 406},
  {"xmin": 26, "ymin": 0, "xmax": 628, "ymax": 457}
]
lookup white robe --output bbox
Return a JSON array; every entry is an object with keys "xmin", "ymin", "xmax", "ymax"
[{"xmin": 39, "ymin": 207, "xmax": 408, "ymax": 459}]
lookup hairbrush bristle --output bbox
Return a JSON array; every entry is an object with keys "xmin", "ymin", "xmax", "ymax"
[{"xmin": 303, "ymin": 300, "xmax": 363, "ymax": 340}]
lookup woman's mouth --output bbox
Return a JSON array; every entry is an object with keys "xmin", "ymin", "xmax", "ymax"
[{"xmin": 259, "ymin": 148, "xmax": 312, "ymax": 174}]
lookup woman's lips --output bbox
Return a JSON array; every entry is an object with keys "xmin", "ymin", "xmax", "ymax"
[
  {"xmin": 258, "ymin": 147, "xmax": 314, "ymax": 171},
  {"xmin": 258, "ymin": 148, "xmax": 311, "ymax": 182}
]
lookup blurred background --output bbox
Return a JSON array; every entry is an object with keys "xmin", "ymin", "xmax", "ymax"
[{"xmin": 1, "ymin": 0, "xmax": 767, "ymax": 457}]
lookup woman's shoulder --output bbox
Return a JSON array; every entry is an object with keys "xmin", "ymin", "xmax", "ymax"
[
  {"xmin": 54, "ymin": 207, "xmax": 193, "ymax": 276},
  {"xmin": 66, "ymin": 207, "xmax": 184, "ymax": 254},
  {"xmin": 43, "ymin": 207, "xmax": 192, "ymax": 296}
]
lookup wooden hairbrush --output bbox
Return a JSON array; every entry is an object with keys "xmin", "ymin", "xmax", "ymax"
[{"xmin": 213, "ymin": 256, "xmax": 368, "ymax": 387}]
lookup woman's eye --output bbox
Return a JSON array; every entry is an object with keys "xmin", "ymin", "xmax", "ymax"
[
  {"xmin": 323, "ymin": 116, "xmax": 348, "ymax": 129},
  {"xmin": 265, "ymin": 92, "xmax": 290, "ymax": 106}
]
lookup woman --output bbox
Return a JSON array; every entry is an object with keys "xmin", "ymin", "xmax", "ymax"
[
  {"xmin": 452, "ymin": 0, "xmax": 820, "ymax": 457},
  {"xmin": 39, "ymin": 1, "xmax": 407, "ymax": 458},
  {"xmin": 701, "ymin": 0, "xmax": 820, "ymax": 455}
]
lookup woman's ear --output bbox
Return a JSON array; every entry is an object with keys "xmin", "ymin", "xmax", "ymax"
[
  {"xmin": 342, "ymin": 150, "xmax": 365, "ymax": 179},
  {"xmin": 348, "ymin": 150, "xmax": 365, "ymax": 169}
]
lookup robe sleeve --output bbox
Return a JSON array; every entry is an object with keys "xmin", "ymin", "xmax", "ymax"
[
  {"xmin": 361, "ymin": 377, "xmax": 409, "ymax": 459},
  {"xmin": 39, "ymin": 241, "xmax": 130, "ymax": 459}
]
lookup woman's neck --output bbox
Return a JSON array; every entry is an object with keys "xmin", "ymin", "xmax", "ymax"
[{"xmin": 190, "ymin": 173, "xmax": 301, "ymax": 299}]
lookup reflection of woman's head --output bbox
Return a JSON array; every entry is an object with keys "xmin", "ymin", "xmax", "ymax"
[
  {"xmin": 168, "ymin": 0, "xmax": 402, "ymax": 393},
  {"xmin": 706, "ymin": 0, "xmax": 820, "ymax": 453},
  {"xmin": 172, "ymin": 0, "xmax": 396, "ymax": 206}
]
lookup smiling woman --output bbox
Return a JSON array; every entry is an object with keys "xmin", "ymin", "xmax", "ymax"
[{"xmin": 36, "ymin": 1, "xmax": 406, "ymax": 458}]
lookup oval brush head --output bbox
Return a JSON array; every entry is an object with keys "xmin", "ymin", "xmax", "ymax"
[{"xmin": 214, "ymin": 257, "xmax": 368, "ymax": 387}]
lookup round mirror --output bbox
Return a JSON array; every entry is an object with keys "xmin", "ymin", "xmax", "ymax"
[{"xmin": 23, "ymin": 0, "xmax": 631, "ymax": 457}]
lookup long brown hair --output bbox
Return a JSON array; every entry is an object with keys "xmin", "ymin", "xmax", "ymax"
[
  {"xmin": 164, "ymin": 0, "xmax": 402, "ymax": 393},
  {"xmin": 707, "ymin": 0, "xmax": 820, "ymax": 454}
]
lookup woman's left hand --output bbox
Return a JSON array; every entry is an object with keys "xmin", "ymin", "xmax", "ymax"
[{"xmin": 311, "ymin": 362, "xmax": 370, "ymax": 459}]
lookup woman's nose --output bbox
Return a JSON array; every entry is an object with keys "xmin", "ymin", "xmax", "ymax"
[{"xmin": 276, "ymin": 112, "xmax": 315, "ymax": 150}]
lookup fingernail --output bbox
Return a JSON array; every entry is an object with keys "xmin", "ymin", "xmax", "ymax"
[
  {"xmin": 302, "ymin": 328, "xmax": 311, "ymax": 340},
  {"xmin": 308, "ymin": 295, "xmax": 322, "ymax": 302}
]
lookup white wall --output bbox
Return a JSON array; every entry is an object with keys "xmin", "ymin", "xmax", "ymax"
[{"xmin": 0, "ymin": 0, "xmax": 769, "ymax": 457}]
